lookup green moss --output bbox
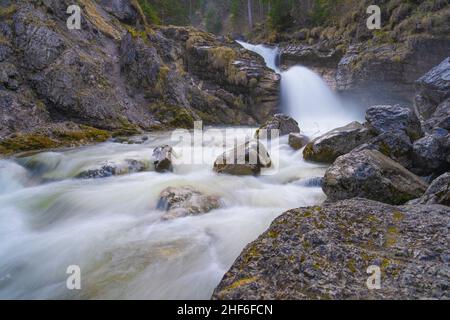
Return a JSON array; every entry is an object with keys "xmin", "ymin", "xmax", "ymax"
[
  {"xmin": 208, "ymin": 47, "xmax": 236, "ymax": 69},
  {"xmin": 268, "ymin": 230, "xmax": 279, "ymax": 238},
  {"xmin": 393, "ymin": 211, "xmax": 405, "ymax": 222},
  {"xmin": 0, "ymin": 4, "xmax": 17, "ymax": 18},
  {"xmin": 303, "ymin": 144, "xmax": 336, "ymax": 163},
  {"xmin": 223, "ymin": 276, "xmax": 258, "ymax": 292},
  {"xmin": 0, "ymin": 134, "xmax": 59, "ymax": 154},
  {"xmin": 149, "ymin": 103, "xmax": 194, "ymax": 129},
  {"xmin": 347, "ymin": 259, "xmax": 357, "ymax": 273},
  {"xmin": 112, "ymin": 117, "xmax": 141, "ymax": 137},
  {"xmin": 53, "ymin": 126, "xmax": 110, "ymax": 143},
  {"xmin": 378, "ymin": 141, "xmax": 391, "ymax": 156},
  {"xmin": 155, "ymin": 65, "xmax": 170, "ymax": 94},
  {"xmin": 385, "ymin": 225, "xmax": 399, "ymax": 247}
]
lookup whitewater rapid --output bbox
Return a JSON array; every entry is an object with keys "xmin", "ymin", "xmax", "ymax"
[{"xmin": 0, "ymin": 42, "xmax": 361, "ymax": 299}]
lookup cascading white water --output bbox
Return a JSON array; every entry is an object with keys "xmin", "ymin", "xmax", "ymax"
[
  {"xmin": 237, "ymin": 41, "xmax": 360, "ymax": 135},
  {"xmin": 0, "ymin": 41, "xmax": 361, "ymax": 300},
  {"xmin": 236, "ymin": 40, "xmax": 280, "ymax": 73}
]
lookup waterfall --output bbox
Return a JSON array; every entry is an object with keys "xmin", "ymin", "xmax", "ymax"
[
  {"xmin": 237, "ymin": 41, "xmax": 359, "ymax": 136},
  {"xmin": 0, "ymin": 41, "xmax": 360, "ymax": 300}
]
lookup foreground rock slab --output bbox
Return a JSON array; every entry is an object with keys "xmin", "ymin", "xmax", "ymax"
[
  {"xmin": 212, "ymin": 198, "xmax": 450, "ymax": 300},
  {"xmin": 323, "ymin": 150, "xmax": 428, "ymax": 205},
  {"xmin": 303, "ymin": 121, "xmax": 373, "ymax": 163},
  {"xmin": 157, "ymin": 186, "xmax": 221, "ymax": 220}
]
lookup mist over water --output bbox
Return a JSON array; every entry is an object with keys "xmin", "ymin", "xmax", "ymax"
[
  {"xmin": 238, "ymin": 41, "xmax": 363, "ymax": 135},
  {"xmin": 0, "ymin": 41, "xmax": 362, "ymax": 300}
]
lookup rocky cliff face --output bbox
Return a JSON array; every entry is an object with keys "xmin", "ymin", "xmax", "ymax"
[
  {"xmin": 273, "ymin": 0, "xmax": 450, "ymax": 107},
  {"xmin": 0, "ymin": 0, "xmax": 279, "ymax": 155}
]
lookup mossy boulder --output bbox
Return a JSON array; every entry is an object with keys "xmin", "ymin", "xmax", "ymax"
[{"xmin": 323, "ymin": 149, "xmax": 428, "ymax": 205}]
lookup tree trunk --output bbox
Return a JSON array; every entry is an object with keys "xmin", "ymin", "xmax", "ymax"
[{"xmin": 247, "ymin": 0, "xmax": 253, "ymax": 29}]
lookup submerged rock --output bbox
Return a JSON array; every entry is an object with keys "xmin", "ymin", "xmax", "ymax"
[
  {"xmin": 365, "ymin": 105, "xmax": 423, "ymax": 141},
  {"xmin": 288, "ymin": 133, "xmax": 310, "ymax": 150},
  {"xmin": 255, "ymin": 114, "xmax": 300, "ymax": 138},
  {"xmin": 212, "ymin": 198, "xmax": 450, "ymax": 300},
  {"xmin": 76, "ymin": 159, "xmax": 149, "ymax": 179},
  {"xmin": 408, "ymin": 172, "xmax": 450, "ymax": 206},
  {"xmin": 153, "ymin": 145, "xmax": 174, "ymax": 173},
  {"xmin": 322, "ymin": 150, "xmax": 428, "ymax": 205},
  {"xmin": 157, "ymin": 186, "xmax": 221, "ymax": 220},
  {"xmin": 213, "ymin": 140, "xmax": 271, "ymax": 176},
  {"xmin": 303, "ymin": 121, "xmax": 373, "ymax": 163}
]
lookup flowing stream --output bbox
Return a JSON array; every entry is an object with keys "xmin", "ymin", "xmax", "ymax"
[{"xmin": 0, "ymin": 42, "xmax": 361, "ymax": 299}]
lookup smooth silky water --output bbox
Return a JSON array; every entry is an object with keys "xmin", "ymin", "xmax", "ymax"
[{"xmin": 0, "ymin": 42, "xmax": 363, "ymax": 299}]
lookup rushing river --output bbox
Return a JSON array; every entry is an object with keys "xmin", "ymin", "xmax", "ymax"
[{"xmin": 0, "ymin": 42, "xmax": 362, "ymax": 299}]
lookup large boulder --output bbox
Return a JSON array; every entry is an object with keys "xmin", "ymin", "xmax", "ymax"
[
  {"xmin": 212, "ymin": 198, "xmax": 450, "ymax": 300},
  {"xmin": 303, "ymin": 121, "xmax": 373, "ymax": 163},
  {"xmin": 76, "ymin": 159, "xmax": 149, "ymax": 179},
  {"xmin": 323, "ymin": 150, "xmax": 428, "ymax": 205},
  {"xmin": 423, "ymin": 98, "xmax": 450, "ymax": 132},
  {"xmin": 213, "ymin": 140, "xmax": 271, "ymax": 176},
  {"xmin": 412, "ymin": 128, "xmax": 450, "ymax": 177},
  {"xmin": 414, "ymin": 57, "xmax": 450, "ymax": 124},
  {"xmin": 288, "ymin": 133, "xmax": 310, "ymax": 150},
  {"xmin": 365, "ymin": 105, "xmax": 423, "ymax": 141},
  {"xmin": 157, "ymin": 186, "xmax": 221, "ymax": 220},
  {"xmin": 255, "ymin": 114, "xmax": 300, "ymax": 139},
  {"xmin": 409, "ymin": 173, "xmax": 450, "ymax": 206},
  {"xmin": 153, "ymin": 145, "xmax": 174, "ymax": 173}
]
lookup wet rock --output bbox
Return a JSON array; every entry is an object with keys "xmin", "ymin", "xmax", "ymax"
[
  {"xmin": 98, "ymin": 0, "xmax": 139, "ymax": 24},
  {"xmin": 323, "ymin": 149, "xmax": 428, "ymax": 205},
  {"xmin": 157, "ymin": 186, "xmax": 221, "ymax": 220},
  {"xmin": 414, "ymin": 57, "xmax": 450, "ymax": 123},
  {"xmin": 213, "ymin": 140, "xmax": 271, "ymax": 176},
  {"xmin": 423, "ymin": 98, "xmax": 450, "ymax": 132},
  {"xmin": 408, "ymin": 173, "xmax": 450, "ymax": 206},
  {"xmin": 336, "ymin": 39, "xmax": 449, "ymax": 108},
  {"xmin": 365, "ymin": 105, "xmax": 423, "ymax": 141},
  {"xmin": 279, "ymin": 43, "xmax": 343, "ymax": 69},
  {"xmin": 212, "ymin": 198, "xmax": 450, "ymax": 300},
  {"xmin": 153, "ymin": 145, "xmax": 174, "ymax": 173},
  {"xmin": 113, "ymin": 135, "xmax": 148, "ymax": 144},
  {"xmin": 288, "ymin": 133, "xmax": 310, "ymax": 150},
  {"xmin": 76, "ymin": 159, "xmax": 149, "ymax": 179},
  {"xmin": 354, "ymin": 130, "xmax": 414, "ymax": 170},
  {"xmin": 412, "ymin": 128, "xmax": 450, "ymax": 177},
  {"xmin": 303, "ymin": 121, "xmax": 373, "ymax": 163},
  {"xmin": 255, "ymin": 114, "xmax": 300, "ymax": 139}
]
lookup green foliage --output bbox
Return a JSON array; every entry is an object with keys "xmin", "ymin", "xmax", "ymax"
[
  {"xmin": 137, "ymin": 0, "xmax": 160, "ymax": 24},
  {"xmin": 268, "ymin": 0, "xmax": 294, "ymax": 31},
  {"xmin": 205, "ymin": 9, "xmax": 223, "ymax": 33}
]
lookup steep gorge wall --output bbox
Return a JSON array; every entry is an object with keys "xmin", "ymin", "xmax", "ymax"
[
  {"xmin": 266, "ymin": 0, "xmax": 449, "ymax": 107},
  {"xmin": 0, "ymin": 0, "xmax": 279, "ymax": 155}
]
